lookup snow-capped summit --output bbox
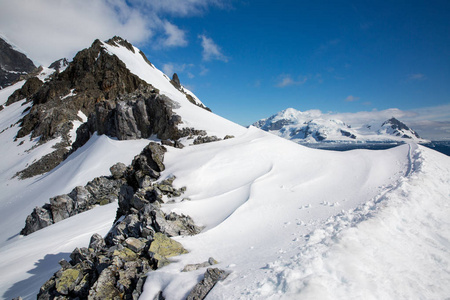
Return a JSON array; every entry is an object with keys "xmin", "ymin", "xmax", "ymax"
[
  {"xmin": 254, "ymin": 107, "xmax": 428, "ymax": 143},
  {"xmin": 379, "ymin": 117, "xmax": 421, "ymax": 139}
]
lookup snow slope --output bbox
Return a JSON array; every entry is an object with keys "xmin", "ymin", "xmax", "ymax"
[
  {"xmin": 138, "ymin": 128, "xmax": 450, "ymax": 299},
  {"xmin": 0, "ymin": 39, "xmax": 449, "ymax": 300}
]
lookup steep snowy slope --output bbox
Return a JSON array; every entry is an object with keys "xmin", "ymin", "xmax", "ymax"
[
  {"xmin": 254, "ymin": 107, "xmax": 428, "ymax": 143},
  {"xmin": 0, "ymin": 38, "xmax": 449, "ymax": 300}
]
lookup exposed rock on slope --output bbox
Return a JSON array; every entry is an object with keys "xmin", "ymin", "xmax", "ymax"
[
  {"xmin": 0, "ymin": 37, "xmax": 37, "ymax": 88},
  {"xmin": 35, "ymin": 142, "xmax": 202, "ymax": 299},
  {"xmin": 379, "ymin": 117, "xmax": 421, "ymax": 139}
]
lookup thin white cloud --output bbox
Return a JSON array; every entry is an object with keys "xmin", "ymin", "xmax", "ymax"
[
  {"xmin": 408, "ymin": 73, "xmax": 426, "ymax": 81},
  {"xmin": 345, "ymin": 95, "xmax": 360, "ymax": 102},
  {"xmin": 0, "ymin": 0, "xmax": 228, "ymax": 65},
  {"xmin": 199, "ymin": 34, "xmax": 228, "ymax": 62},
  {"xmin": 276, "ymin": 74, "xmax": 307, "ymax": 88}
]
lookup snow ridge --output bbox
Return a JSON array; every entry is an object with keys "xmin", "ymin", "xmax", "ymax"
[{"xmin": 253, "ymin": 145, "xmax": 450, "ymax": 299}]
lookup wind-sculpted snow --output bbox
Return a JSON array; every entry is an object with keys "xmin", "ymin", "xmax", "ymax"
[
  {"xmin": 251, "ymin": 145, "xmax": 450, "ymax": 299},
  {"xmin": 139, "ymin": 128, "xmax": 423, "ymax": 299}
]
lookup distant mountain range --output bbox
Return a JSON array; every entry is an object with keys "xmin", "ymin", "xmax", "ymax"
[{"xmin": 253, "ymin": 108, "xmax": 428, "ymax": 143}]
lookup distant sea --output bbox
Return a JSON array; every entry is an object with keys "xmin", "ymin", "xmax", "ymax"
[{"xmin": 300, "ymin": 141, "xmax": 450, "ymax": 156}]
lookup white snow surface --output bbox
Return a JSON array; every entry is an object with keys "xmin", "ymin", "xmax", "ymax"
[{"xmin": 0, "ymin": 40, "xmax": 449, "ymax": 300}]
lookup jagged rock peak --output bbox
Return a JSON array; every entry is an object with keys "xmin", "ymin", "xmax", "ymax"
[
  {"xmin": 48, "ymin": 58, "xmax": 69, "ymax": 73},
  {"xmin": 171, "ymin": 73, "xmax": 181, "ymax": 89},
  {"xmin": 0, "ymin": 37, "xmax": 37, "ymax": 88}
]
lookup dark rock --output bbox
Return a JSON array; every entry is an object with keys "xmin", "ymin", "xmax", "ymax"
[
  {"xmin": 0, "ymin": 37, "xmax": 36, "ymax": 88},
  {"xmin": 340, "ymin": 130, "xmax": 356, "ymax": 139},
  {"xmin": 88, "ymin": 266, "xmax": 121, "ymax": 299},
  {"xmin": 170, "ymin": 73, "xmax": 181, "ymax": 89},
  {"xmin": 224, "ymin": 135, "xmax": 234, "ymax": 140},
  {"xmin": 20, "ymin": 205, "xmax": 53, "ymax": 235},
  {"xmin": 6, "ymin": 77, "xmax": 44, "ymax": 105},
  {"xmin": 16, "ymin": 147, "xmax": 69, "ymax": 179},
  {"xmin": 186, "ymin": 268, "xmax": 230, "ymax": 300}
]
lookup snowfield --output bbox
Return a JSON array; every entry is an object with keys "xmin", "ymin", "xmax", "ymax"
[{"xmin": 0, "ymin": 40, "xmax": 449, "ymax": 300}]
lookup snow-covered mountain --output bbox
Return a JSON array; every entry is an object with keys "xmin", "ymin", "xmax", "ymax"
[
  {"xmin": 253, "ymin": 107, "xmax": 428, "ymax": 143},
  {"xmin": 0, "ymin": 38, "xmax": 449, "ymax": 300}
]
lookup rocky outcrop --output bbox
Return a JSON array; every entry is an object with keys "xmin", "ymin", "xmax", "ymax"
[
  {"xmin": 6, "ymin": 77, "xmax": 44, "ymax": 105},
  {"xmin": 48, "ymin": 58, "xmax": 69, "ymax": 73},
  {"xmin": 186, "ymin": 268, "xmax": 230, "ymax": 300},
  {"xmin": 16, "ymin": 37, "xmax": 148, "ymax": 143},
  {"xmin": 72, "ymin": 85, "xmax": 183, "ymax": 152},
  {"xmin": 36, "ymin": 142, "xmax": 203, "ymax": 300},
  {"xmin": 20, "ymin": 176, "xmax": 125, "ymax": 235},
  {"xmin": 0, "ymin": 37, "xmax": 37, "ymax": 88}
]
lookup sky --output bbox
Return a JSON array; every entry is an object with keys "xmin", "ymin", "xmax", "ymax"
[{"xmin": 0, "ymin": 0, "xmax": 449, "ymax": 139}]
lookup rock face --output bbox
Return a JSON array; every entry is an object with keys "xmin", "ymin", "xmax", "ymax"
[
  {"xmin": 6, "ymin": 77, "xmax": 44, "ymax": 105},
  {"xmin": 0, "ymin": 37, "xmax": 36, "ymax": 88},
  {"xmin": 186, "ymin": 268, "xmax": 230, "ymax": 300},
  {"xmin": 36, "ymin": 142, "xmax": 203, "ymax": 300}
]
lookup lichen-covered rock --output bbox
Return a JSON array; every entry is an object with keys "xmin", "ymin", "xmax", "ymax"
[
  {"xmin": 55, "ymin": 268, "xmax": 83, "ymax": 295},
  {"xmin": 149, "ymin": 233, "xmax": 188, "ymax": 267},
  {"xmin": 88, "ymin": 266, "xmax": 121, "ymax": 300},
  {"xmin": 186, "ymin": 268, "xmax": 230, "ymax": 300}
]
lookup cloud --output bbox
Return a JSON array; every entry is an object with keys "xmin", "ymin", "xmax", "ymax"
[
  {"xmin": 345, "ymin": 95, "xmax": 360, "ymax": 102},
  {"xmin": 159, "ymin": 21, "xmax": 188, "ymax": 48},
  {"xmin": 276, "ymin": 74, "xmax": 307, "ymax": 88},
  {"xmin": 198, "ymin": 34, "xmax": 228, "ymax": 62},
  {"xmin": 0, "ymin": 0, "xmax": 228, "ymax": 65},
  {"xmin": 407, "ymin": 73, "xmax": 426, "ymax": 81}
]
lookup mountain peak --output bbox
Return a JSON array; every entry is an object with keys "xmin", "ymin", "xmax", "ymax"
[{"xmin": 0, "ymin": 37, "xmax": 37, "ymax": 88}]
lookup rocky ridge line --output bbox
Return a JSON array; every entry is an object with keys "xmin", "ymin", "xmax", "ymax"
[{"xmin": 31, "ymin": 141, "xmax": 228, "ymax": 300}]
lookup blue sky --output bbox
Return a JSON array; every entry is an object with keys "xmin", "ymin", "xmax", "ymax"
[{"xmin": 1, "ymin": 0, "xmax": 449, "ymax": 138}]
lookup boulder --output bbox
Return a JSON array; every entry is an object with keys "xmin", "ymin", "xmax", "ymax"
[
  {"xmin": 110, "ymin": 162, "xmax": 127, "ymax": 179},
  {"xmin": 149, "ymin": 233, "xmax": 188, "ymax": 267},
  {"xmin": 186, "ymin": 268, "xmax": 230, "ymax": 300},
  {"xmin": 55, "ymin": 268, "xmax": 83, "ymax": 295},
  {"xmin": 20, "ymin": 205, "xmax": 53, "ymax": 235},
  {"xmin": 49, "ymin": 194, "xmax": 75, "ymax": 223}
]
